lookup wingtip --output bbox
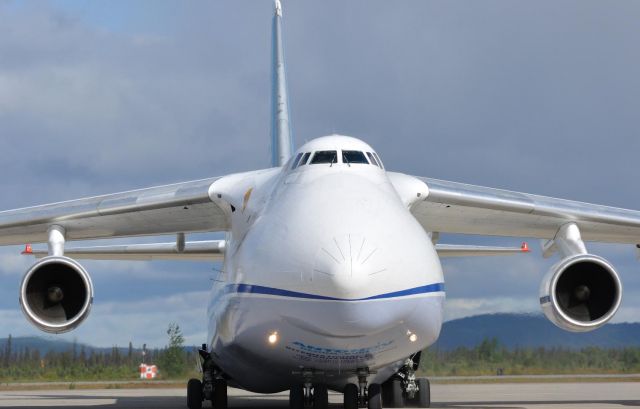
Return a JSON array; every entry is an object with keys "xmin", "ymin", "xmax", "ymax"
[
  {"xmin": 21, "ymin": 244, "xmax": 33, "ymax": 255},
  {"xmin": 274, "ymin": 0, "xmax": 282, "ymax": 17},
  {"xmin": 521, "ymin": 242, "xmax": 530, "ymax": 252}
]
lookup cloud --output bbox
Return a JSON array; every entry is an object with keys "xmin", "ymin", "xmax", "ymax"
[
  {"xmin": 0, "ymin": 249, "xmax": 32, "ymax": 277},
  {"xmin": 1, "ymin": 0, "xmax": 640, "ymax": 349},
  {"xmin": 2, "ymin": 290, "xmax": 210, "ymax": 348},
  {"xmin": 73, "ymin": 290, "xmax": 211, "ymax": 348},
  {"xmin": 444, "ymin": 296, "xmax": 539, "ymax": 322}
]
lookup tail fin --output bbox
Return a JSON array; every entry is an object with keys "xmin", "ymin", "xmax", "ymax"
[{"xmin": 270, "ymin": 0, "xmax": 294, "ymax": 167}]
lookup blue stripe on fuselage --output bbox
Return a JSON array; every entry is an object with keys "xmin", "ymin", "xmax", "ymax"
[{"xmin": 223, "ymin": 283, "xmax": 444, "ymax": 301}]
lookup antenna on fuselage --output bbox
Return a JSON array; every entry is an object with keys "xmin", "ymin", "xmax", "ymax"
[{"xmin": 270, "ymin": 0, "xmax": 294, "ymax": 167}]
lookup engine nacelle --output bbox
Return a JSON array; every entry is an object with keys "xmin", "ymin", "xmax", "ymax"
[
  {"xmin": 19, "ymin": 256, "xmax": 94, "ymax": 334},
  {"xmin": 540, "ymin": 254, "xmax": 622, "ymax": 332}
]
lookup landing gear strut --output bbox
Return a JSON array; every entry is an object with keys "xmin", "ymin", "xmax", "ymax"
[
  {"xmin": 343, "ymin": 367, "xmax": 381, "ymax": 409},
  {"xmin": 290, "ymin": 368, "xmax": 328, "ymax": 409},
  {"xmin": 382, "ymin": 353, "xmax": 430, "ymax": 408},
  {"xmin": 187, "ymin": 344, "xmax": 228, "ymax": 409}
]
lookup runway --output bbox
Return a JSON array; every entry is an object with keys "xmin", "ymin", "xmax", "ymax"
[{"xmin": 0, "ymin": 383, "xmax": 638, "ymax": 408}]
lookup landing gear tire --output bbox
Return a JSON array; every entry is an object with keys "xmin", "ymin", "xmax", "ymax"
[
  {"xmin": 213, "ymin": 378, "xmax": 228, "ymax": 409},
  {"xmin": 187, "ymin": 378, "xmax": 203, "ymax": 409},
  {"xmin": 313, "ymin": 384, "xmax": 329, "ymax": 409},
  {"xmin": 290, "ymin": 384, "xmax": 304, "ymax": 409},
  {"xmin": 416, "ymin": 378, "xmax": 430, "ymax": 408},
  {"xmin": 382, "ymin": 378, "xmax": 405, "ymax": 408},
  {"xmin": 368, "ymin": 383, "xmax": 382, "ymax": 409},
  {"xmin": 344, "ymin": 383, "xmax": 358, "ymax": 409}
]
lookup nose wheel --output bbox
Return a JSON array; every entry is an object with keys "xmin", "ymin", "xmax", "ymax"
[
  {"xmin": 343, "ymin": 383, "xmax": 358, "ymax": 409},
  {"xmin": 342, "ymin": 367, "xmax": 383, "ymax": 409},
  {"xmin": 289, "ymin": 383, "xmax": 329, "ymax": 409}
]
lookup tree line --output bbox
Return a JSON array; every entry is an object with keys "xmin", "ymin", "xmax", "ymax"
[
  {"xmin": 2, "ymin": 331, "xmax": 639, "ymax": 382},
  {"xmin": 0, "ymin": 324, "xmax": 197, "ymax": 382},
  {"xmin": 421, "ymin": 337, "xmax": 640, "ymax": 376}
]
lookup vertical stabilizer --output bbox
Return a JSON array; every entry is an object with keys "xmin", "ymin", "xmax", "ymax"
[{"xmin": 270, "ymin": 0, "xmax": 293, "ymax": 167}]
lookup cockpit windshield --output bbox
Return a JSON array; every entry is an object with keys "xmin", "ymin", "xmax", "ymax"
[
  {"xmin": 299, "ymin": 152, "xmax": 311, "ymax": 166},
  {"xmin": 291, "ymin": 147, "xmax": 382, "ymax": 169},
  {"xmin": 290, "ymin": 153, "xmax": 303, "ymax": 169},
  {"xmin": 310, "ymin": 150, "xmax": 338, "ymax": 164},
  {"xmin": 342, "ymin": 150, "xmax": 369, "ymax": 164}
]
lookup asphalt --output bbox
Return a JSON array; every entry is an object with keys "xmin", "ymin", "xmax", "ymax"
[{"xmin": 0, "ymin": 383, "xmax": 638, "ymax": 408}]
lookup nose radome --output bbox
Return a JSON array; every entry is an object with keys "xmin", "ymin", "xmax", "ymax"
[{"xmin": 313, "ymin": 234, "xmax": 384, "ymax": 299}]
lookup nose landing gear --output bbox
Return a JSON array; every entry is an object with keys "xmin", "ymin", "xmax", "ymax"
[
  {"xmin": 382, "ymin": 353, "xmax": 430, "ymax": 408},
  {"xmin": 290, "ymin": 368, "xmax": 329, "ymax": 409},
  {"xmin": 187, "ymin": 344, "xmax": 228, "ymax": 409},
  {"xmin": 343, "ymin": 367, "xmax": 382, "ymax": 409}
]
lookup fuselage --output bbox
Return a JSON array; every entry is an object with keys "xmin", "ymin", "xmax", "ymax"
[{"xmin": 206, "ymin": 135, "xmax": 445, "ymax": 392}]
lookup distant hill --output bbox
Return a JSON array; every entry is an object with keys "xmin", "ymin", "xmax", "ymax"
[
  {"xmin": 2, "ymin": 314, "xmax": 640, "ymax": 354},
  {"xmin": 435, "ymin": 313, "xmax": 640, "ymax": 350}
]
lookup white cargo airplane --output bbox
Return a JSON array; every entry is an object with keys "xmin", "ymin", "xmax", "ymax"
[{"xmin": 3, "ymin": 2, "xmax": 636, "ymax": 408}]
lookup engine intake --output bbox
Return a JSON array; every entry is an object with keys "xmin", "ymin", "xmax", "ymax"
[
  {"xmin": 19, "ymin": 256, "xmax": 94, "ymax": 334},
  {"xmin": 540, "ymin": 254, "xmax": 622, "ymax": 332}
]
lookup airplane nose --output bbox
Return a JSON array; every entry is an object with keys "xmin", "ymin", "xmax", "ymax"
[
  {"xmin": 313, "ymin": 233, "xmax": 382, "ymax": 299},
  {"xmin": 304, "ymin": 233, "xmax": 406, "ymax": 337},
  {"xmin": 274, "ymin": 172, "xmax": 443, "ymax": 337}
]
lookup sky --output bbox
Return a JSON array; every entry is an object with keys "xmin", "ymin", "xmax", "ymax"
[{"xmin": 0, "ymin": 0, "xmax": 639, "ymax": 348}]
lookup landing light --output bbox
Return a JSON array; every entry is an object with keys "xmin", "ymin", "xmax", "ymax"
[
  {"xmin": 268, "ymin": 331, "xmax": 279, "ymax": 345},
  {"xmin": 407, "ymin": 330, "xmax": 418, "ymax": 343}
]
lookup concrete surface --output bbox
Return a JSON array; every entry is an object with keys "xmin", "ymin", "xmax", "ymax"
[{"xmin": 0, "ymin": 383, "xmax": 638, "ymax": 408}]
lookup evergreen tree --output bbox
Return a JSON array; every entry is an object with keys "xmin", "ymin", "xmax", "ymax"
[
  {"xmin": 79, "ymin": 345, "xmax": 86, "ymax": 365},
  {"xmin": 4, "ymin": 335, "xmax": 12, "ymax": 367},
  {"xmin": 158, "ymin": 323, "xmax": 186, "ymax": 378}
]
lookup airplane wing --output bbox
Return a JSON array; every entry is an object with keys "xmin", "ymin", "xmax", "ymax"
[
  {"xmin": 409, "ymin": 176, "xmax": 640, "ymax": 245},
  {"xmin": 0, "ymin": 177, "xmax": 229, "ymax": 246}
]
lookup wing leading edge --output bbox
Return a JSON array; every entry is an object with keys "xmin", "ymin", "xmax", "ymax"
[
  {"xmin": 0, "ymin": 177, "xmax": 229, "ymax": 246},
  {"xmin": 407, "ymin": 176, "xmax": 640, "ymax": 244}
]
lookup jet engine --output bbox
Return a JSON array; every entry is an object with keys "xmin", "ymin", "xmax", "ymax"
[
  {"xmin": 19, "ymin": 256, "xmax": 94, "ymax": 334},
  {"xmin": 539, "ymin": 254, "xmax": 622, "ymax": 332}
]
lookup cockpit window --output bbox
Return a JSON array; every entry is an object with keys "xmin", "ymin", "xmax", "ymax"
[
  {"xmin": 342, "ymin": 150, "xmax": 369, "ymax": 164},
  {"xmin": 310, "ymin": 150, "xmax": 338, "ymax": 164},
  {"xmin": 291, "ymin": 153, "xmax": 303, "ymax": 169},
  {"xmin": 373, "ymin": 153, "xmax": 384, "ymax": 169},
  {"xmin": 299, "ymin": 152, "xmax": 311, "ymax": 166},
  {"xmin": 366, "ymin": 152, "xmax": 380, "ymax": 167}
]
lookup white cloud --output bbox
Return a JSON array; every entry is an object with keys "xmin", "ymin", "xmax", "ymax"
[
  {"xmin": 2, "ymin": 290, "xmax": 211, "ymax": 348},
  {"xmin": 0, "ymin": 248, "xmax": 33, "ymax": 277},
  {"xmin": 1, "ymin": 1, "xmax": 640, "ymax": 352},
  {"xmin": 444, "ymin": 296, "xmax": 539, "ymax": 322},
  {"xmin": 71, "ymin": 290, "xmax": 211, "ymax": 348}
]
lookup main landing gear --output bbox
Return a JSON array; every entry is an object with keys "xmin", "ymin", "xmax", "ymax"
[
  {"xmin": 187, "ymin": 345, "xmax": 228, "ymax": 409},
  {"xmin": 288, "ymin": 367, "xmax": 385, "ymax": 409},
  {"xmin": 289, "ymin": 367, "xmax": 380, "ymax": 409},
  {"xmin": 382, "ymin": 353, "xmax": 430, "ymax": 408},
  {"xmin": 288, "ymin": 363, "xmax": 430, "ymax": 409}
]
